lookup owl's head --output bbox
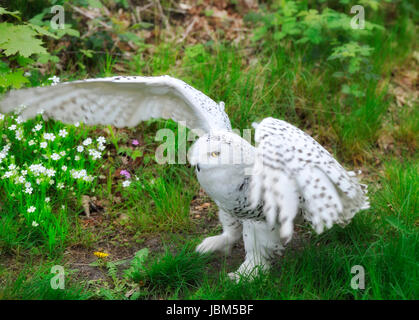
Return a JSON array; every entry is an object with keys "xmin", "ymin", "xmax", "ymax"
[{"xmin": 188, "ymin": 131, "xmax": 255, "ymax": 171}]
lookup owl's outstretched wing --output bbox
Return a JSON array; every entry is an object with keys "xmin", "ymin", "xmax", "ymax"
[
  {"xmin": 250, "ymin": 117, "xmax": 369, "ymax": 242},
  {"xmin": 0, "ymin": 75, "xmax": 231, "ymax": 135}
]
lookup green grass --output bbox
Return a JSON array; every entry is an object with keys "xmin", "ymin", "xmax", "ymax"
[
  {"xmin": 0, "ymin": 262, "xmax": 89, "ymax": 300},
  {"xmin": 0, "ymin": 0, "xmax": 418, "ymax": 300},
  {"xmin": 127, "ymin": 245, "xmax": 212, "ymax": 298}
]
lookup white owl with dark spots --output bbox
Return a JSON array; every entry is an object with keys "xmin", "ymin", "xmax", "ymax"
[{"xmin": 0, "ymin": 75, "xmax": 369, "ymax": 280}]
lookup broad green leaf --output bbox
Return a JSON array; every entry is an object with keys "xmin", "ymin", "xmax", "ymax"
[
  {"xmin": 29, "ymin": 24, "xmax": 59, "ymax": 39},
  {"xmin": 0, "ymin": 24, "xmax": 47, "ymax": 57},
  {"xmin": 0, "ymin": 70, "xmax": 29, "ymax": 89},
  {"xmin": 37, "ymin": 53, "xmax": 60, "ymax": 64}
]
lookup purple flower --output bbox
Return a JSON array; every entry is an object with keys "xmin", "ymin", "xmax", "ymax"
[
  {"xmin": 120, "ymin": 170, "xmax": 131, "ymax": 179},
  {"xmin": 132, "ymin": 139, "xmax": 139, "ymax": 146}
]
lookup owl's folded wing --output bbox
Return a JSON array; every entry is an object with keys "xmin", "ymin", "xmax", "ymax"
[{"xmin": 250, "ymin": 117, "xmax": 369, "ymax": 243}]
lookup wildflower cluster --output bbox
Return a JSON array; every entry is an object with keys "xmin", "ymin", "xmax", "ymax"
[{"xmin": 0, "ymin": 110, "xmax": 107, "ymax": 250}]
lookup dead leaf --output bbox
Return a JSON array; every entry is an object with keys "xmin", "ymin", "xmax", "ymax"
[
  {"xmin": 195, "ymin": 202, "xmax": 211, "ymax": 211},
  {"xmin": 378, "ymin": 132, "xmax": 395, "ymax": 151}
]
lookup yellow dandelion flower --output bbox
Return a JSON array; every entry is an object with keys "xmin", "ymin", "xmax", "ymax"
[{"xmin": 94, "ymin": 251, "xmax": 109, "ymax": 259}]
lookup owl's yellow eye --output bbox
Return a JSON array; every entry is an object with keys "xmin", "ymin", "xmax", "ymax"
[{"xmin": 211, "ymin": 151, "xmax": 220, "ymax": 157}]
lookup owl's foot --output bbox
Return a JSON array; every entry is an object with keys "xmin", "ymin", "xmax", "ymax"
[
  {"xmin": 196, "ymin": 234, "xmax": 236, "ymax": 255},
  {"xmin": 228, "ymin": 257, "xmax": 270, "ymax": 282}
]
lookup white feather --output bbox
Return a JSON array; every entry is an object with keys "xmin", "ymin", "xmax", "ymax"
[
  {"xmin": 250, "ymin": 117, "xmax": 369, "ymax": 238},
  {"xmin": 0, "ymin": 75, "xmax": 231, "ymax": 135}
]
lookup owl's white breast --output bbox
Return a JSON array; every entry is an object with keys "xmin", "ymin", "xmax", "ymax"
[{"xmin": 195, "ymin": 163, "xmax": 251, "ymax": 213}]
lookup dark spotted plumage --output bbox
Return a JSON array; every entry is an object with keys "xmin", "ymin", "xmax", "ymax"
[
  {"xmin": 251, "ymin": 117, "xmax": 370, "ymax": 237},
  {"xmin": 227, "ymin": 176, "xmax": 305, "ymax": 222}
]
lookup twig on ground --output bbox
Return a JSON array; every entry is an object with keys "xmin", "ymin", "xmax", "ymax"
[
  {"xmin": 177, "ymin": 16, "xmax": 199, "ymax": 44},
  {"xmin": 70, "ymin": 5, "xmax": 112, "ymax": 30}
]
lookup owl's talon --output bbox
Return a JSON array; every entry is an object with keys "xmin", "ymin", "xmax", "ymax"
[{"xmin": 196, "ymin": 234, "xmax": 234, "ymax": 254}]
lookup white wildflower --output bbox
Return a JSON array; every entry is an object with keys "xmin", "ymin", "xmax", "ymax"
[
  {"xmin": 43, "ymin": 133, "xmax": 56, "ymax": 141},
  {"xmin": 15, "ymin": 128, "xmax": 23, "ymax": 140},
  {"xmin": 40, "ymin": 142, "xmax": 47, "ymax": 149},
  {"xmin": 77, "ymin": 146, "xmax": 84, "ymax": 153},
  {"xmin": 122, "ymin": 180, "xmax": 131, "ymax": 188},
  {"xmin": 83, "ymin": 175, "xmax": 94, "ymax": 182},
  {"xmin": 82, "ymin": 138, "xmax": 92, "ymax": 146},
  {"xmin": 51, "ymin": 153, "xmax": 61, "ymax": 161},
  {"xmin": 97, "ymin": 136, "xmax": 106, "ymax": 144},
  {"xmin": 2, "ymin": 171, "xmax": 13, "ymax": 179},
  {"xmin": 58, "ymin": 129, "xmax": 68, "ymax": 138},
  {"xmin": 27, "ymin": 206, "xmax": 36, "ymax": 213},
  {"xmin": 24, "ymin": 187, "xmax": 33, "ymax": 194},
  {"xmin": 33, "ymin": 123, "xmax": 43, "ymax": 132},
  {"xmin": 89, "ymin": 149, "xmax": 101, "ymax": 160},
  {"xmin": 48, "ymin": 76, "xmax": 60, "ymax": 86},
  {"xmin": 46, "ymin": 169, "xmax": 56, "ymax": 177},
  {"xmin": 98, "ymin": 144, "xmax": 106, "ymax": 151},
  {"xmin": 16, "ymin": 116, "xmax": 24, "ymax": 124},
  {"xmin": 29, "ymin": 164, "xmax": 46, "ymax": 176},
  {"xmin": 32, "ymin": 221, "xmax": 39, "ymax": 227}
]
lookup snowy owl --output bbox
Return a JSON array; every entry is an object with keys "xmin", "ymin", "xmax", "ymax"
[{"xmin": 0, "ymin": 75, "xmax": 369, "ymax": 280}]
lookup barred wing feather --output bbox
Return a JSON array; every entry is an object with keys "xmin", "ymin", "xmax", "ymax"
[{"xmin": 250, "ymin": 117, "xmax": 369, "ymax": 242}]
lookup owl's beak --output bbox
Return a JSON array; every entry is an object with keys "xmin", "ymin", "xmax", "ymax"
[{"xmin": 196, "ymin": 164, "xmax": 201, "ymax": 172}]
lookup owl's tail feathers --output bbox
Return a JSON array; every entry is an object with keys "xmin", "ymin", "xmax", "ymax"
[
  {"xmin": 359, "ymin": 183, "xmax": 370, "ymax": 210},
  {"xmin": 337, "ymin": 172, "xmax": 370, "ymax": 227},
  {"xmin": 347, "ymin": 171, "xmax": 370, "ymax": 209}
]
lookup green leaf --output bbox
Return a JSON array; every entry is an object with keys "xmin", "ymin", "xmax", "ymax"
[
  {"xmin": 87, "ymin": 0, "xmax": 103, "ymax": 8},
  {"xmin": 0, "ymin": 24, "xmax": 47, "ymax": 57},
  {"xmin": 29, "ymin": 24, "xmax": 59, "ymax": 39},
  {"xmin": 0, "ymin": 6, "xmax": 20, "ymax": 20},
  {"xmin": 133, "ymin": 248, "xmax": 149, "ymax": 264},
  {"xmin": 0, "ymin": 60, "xmax": 10, "ymax": 73},
  {"xmin": 88, "ymin": 261, "xmax": 101, "ymax": 267},
  {"xmin": 37, "ymin": 53, "xmax": 60, "ymax": 64},
  {"xmin": 117, "ymin": 146, "xmax": 133, "ymax": 156},
  {"xmin": 125, "ymin": 248, "xmax": 149, "ymax": 280},
  {"xmin": 0, "ymin": 70, "xmax": 29, "ymax": 89},
  {"xmin": 55, "ymin": 26, "xmax": 80, "ymax": 38},
  {"xmin": 16, "ymin": 56, "xmax": 35, "ymax": 67},
  {"xmin": 80, "ymin": 49, "xmax": 94, "ymax": 58},
  {"xmin": 130, "ymin": 150, "xmax": 143, "ymax": 161},
  {"xmin": 273, "ymin": 31, "xmax": 286, "ymax": 41}
]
